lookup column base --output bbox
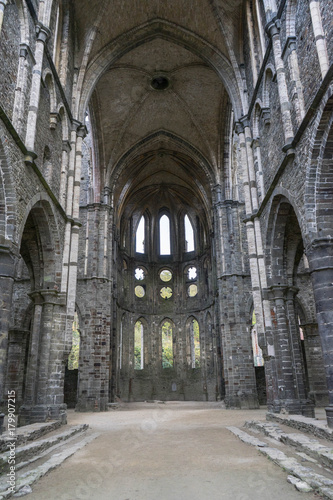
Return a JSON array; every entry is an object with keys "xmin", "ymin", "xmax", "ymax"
[
  {"xmin": 224, "ymin": 391, "xmax": 259, "ymax": 410},
  {"xmin": 75, "ymin": 396, "xmax": 108, "ymax": 412},
  {"xmin": 18, "ymin": 404, "xmax": 67, "ymax": 427},
  {"xmin": 325, "ymin": 406, "xmax": 333, "ymax": 428},
  {"xmin": 267, "ymin": 399, "xmax": 315, "ymax": 418}
]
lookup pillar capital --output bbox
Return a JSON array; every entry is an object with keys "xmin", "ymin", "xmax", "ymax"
[
  {"xmin": 62, "ymin": 140, "xmax": 71, "ymax": 153},
  {"xmin": 24, "ymin": 151, "xmax": 38, "ymax": 167},
  {"xmin": 0, "ymin": 244, "xmax": 19, "ymax": 278},
  {"xmin": 265, "ymin": 18, "xmax": 280, "ymax": 38},
  {"xmin": 234, "ymin": 121, "xmax": 244, "ymax": 136},
  {"xmin": 35, "ymin": 22, "xmax": 51, "ymax": 44},
  {"xmin": 268, "ymin": 284, "xmax": 288, "ymax": 300},
  {"xmin": 77, "ymin": 124, "xmax": 88, "ymax": 139}
]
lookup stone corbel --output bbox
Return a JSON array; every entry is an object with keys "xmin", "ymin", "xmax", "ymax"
[
  {"xmin": 50, "ymin": 112, "xmax": 60, "ymax": 130},
  {"xmin": 265, "ymin": 18, "xmax": 281, "ymax": 39},
  {"xmin": 260, "ymin": 107, "xmax": 271, "ymax": 126},
  {"xmin": 19, "ymin": 43, "xmax": 36, "ymax": 66},
  {"xmin": 24, "ymin": 150, "xmax": 37, "ymax": 167},
  {"xmin": 62, "ymin": 140, "xmax": 71, "ymax": 153},
  {"xmin": 282, "ymin": 36, "xmax": 297, "ymax": 60},
  {"xmin": 35, "ymin": 22, "xmax": 51, "ymax": 44}
]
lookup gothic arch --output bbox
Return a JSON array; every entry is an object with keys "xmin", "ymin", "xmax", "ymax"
[
  {"xmin": 76, "ymin": 19, "xmax": 245, "ymax": 122},
  {"xmin": 265, "ymin": 192, "xmax": 307, "ymax": 285},
  {"xmin": 18, "ymin": 196, "xmax": 62, "ymax": 289},
  {"xmin": 0, "ymin": 133, "xmax": 16, "ymax": 243},
  {"xmin": 306, "ymin": 90, "xmax": 333, "ymax": 240}
]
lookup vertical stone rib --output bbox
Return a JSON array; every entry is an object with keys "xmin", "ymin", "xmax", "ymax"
[
  {"xmin": 309, "ymin": 0, "xmax": 330, "ymax": 79},
  {"xmin": 266, "ymin": 21, "xmax": 294, "ymax": 144}
]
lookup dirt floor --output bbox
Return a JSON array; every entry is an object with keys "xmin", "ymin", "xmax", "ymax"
[{"xmin": 28, "ymin": 402, "xmax": 322, "ymax": 500}]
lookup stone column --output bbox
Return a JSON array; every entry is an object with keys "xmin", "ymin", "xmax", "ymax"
[
  {"xmin": 0, "ymin": 0, "xmax": 8, "ymax": 36},
  {"xmin": 266, "ymin": 20, "xmax": 294, "ymax": 146},
  {"xmin": 285, "ymin": 287, "xmax": 314, "ymax": 416},
  {"xmin": 23, "ymin": 291, "xmax": 43, "ymax": 407},
  {"xmin": 59, "ymin": 140, "xmax": 71, "ymax": 210},
  {"xmin": 0, "ymin": 245, "xmax": 17, "ymax": 406},
  {"xmin": 268, "ymin": 285, "xmax": 313, "ymax": 415},
  {"xmin": 307, "ymin": 239, "xmax": 333, "ymax": 426},
  {"xmin": 19, "ymin": 290, "xmax": 67, "ymax": 425},
  {"xmin": 300, "ymin": 322, "xmax": 328, "ymax": 406},
  {"xmin": 269, "ymin": 285, "xmax": 299, "ymax": 411},
  {"xmin": 282, "ymin": 37, "xmax": 305, "ymax": 126},
  {"xmin": 5, "ymin": 329, "xmax": 30, "ymax": 405},
  {"xmin": 309, "ymin": 0, "xmax": 330, "ymax": 79},
  {"xmin": 25, "ymin": 23, "xmax": 51, "ymax": 153},
  {"xmin": 12, "ymin": 44, "xmax": 36, "ymax": 137}
]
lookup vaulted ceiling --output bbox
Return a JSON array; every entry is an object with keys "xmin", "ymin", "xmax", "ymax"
[{"xmin": 73, "ymin": 0, "xmax": 245, "ymax": 221}]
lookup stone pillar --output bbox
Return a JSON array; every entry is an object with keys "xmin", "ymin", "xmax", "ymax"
[
  {"xmin": 0, "ymin": 0, "xmax": 8, "ymax": 36},
  {"xmin": 59, "ymin": 140, "xmax": 71, "ymax": 210},
  {"xmin": 309, "ymin": 0, "xmax": 330, "ymax": 79},
  {"xmin": 12, "ymin": 44, "xmax": 36, "ymax": 136},
  {"xmin": 214, "ymin": 197, "xmax": 259, "ymax": 409},
  {"xmin": 23, "ymin": 291, "xmax": 43, "ymax": 406},
  {"xmin": 268, "ymin": 285, "xmax": 314, "ymax": 416},
  {"xmin": 285, "ymin": 287, "xmax": 314, "ymax": 416},
  {"xmin": 300, "ymin": 322, "xmax": 328, "ymax": 406},
  {"xmin": 5, "ymin": 330, "xmax": 30, "ymax": 405},
  {"xmin": 266, "ymin": 20, "xmax": 294, "ymax": 146},
  {"xmin": 0, "ymin": 245, "xmax": 17, "ymax": 407},
  {"xmin": 19, "ymin": 290, "xmax": 67, "ymax": 425},
  {"xmin": 282, "ymin": 37, "xmax": 305, "ymax": 126},
  {"xmin": 25, "ymin": 23, "xmax": 51, "ymax": 152},
  {"xmin": 307, "ymin": 239, "xmax": 333, "ymax": 426}
]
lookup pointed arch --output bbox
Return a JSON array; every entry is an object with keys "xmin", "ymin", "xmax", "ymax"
[
  {"xmin": 184, "ymin": 213, "xmax": 195, "ymax": 253},
  {"xmin": 160, "ymin": 318, "xmax": 175, "ymax": 368},
  {"xmin": 186, "ymin": 316, "xmax": 201, "ymax": 368},
  {"xmin": 76, "ymin": 19, "xmax": 245, "ymax": 121}
]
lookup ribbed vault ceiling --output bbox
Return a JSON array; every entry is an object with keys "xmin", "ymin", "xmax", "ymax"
[{"xmin": 73, "ymin": 0, "xmax": 244, "ymax": 218}]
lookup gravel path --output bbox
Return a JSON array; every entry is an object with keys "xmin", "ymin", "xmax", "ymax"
[{"xmin": 28, "ymin": 402, "xmax": 320, "ymax": 500}]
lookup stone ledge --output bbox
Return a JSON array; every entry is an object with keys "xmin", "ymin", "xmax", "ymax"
[
  {"xmin": 246, "ymin": 420, "xmax": 333, "ymax": 469},
  {"xmin": 0, "ymin": 421, "xmax": 62, "ymax": 453},
  {"xmin": 267, "ymin": 412, "xmax": 333, "ymax": 442},
  {"xmin": 0, "ymin": 424, "xmax": 88, "ymax": 474}
]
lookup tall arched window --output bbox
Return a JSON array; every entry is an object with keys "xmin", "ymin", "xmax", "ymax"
[
  {"xmin": 190, "ymin": 318, "xmax": 200, "ymax": 368},
  {"xmin": 136, "ymin": 216, "xmax": 145, "ymax": 253},
  {"xmin": 184, "ymin": 214, "xmax": 195, "ymax": 252},
  {"xmin": 134, "ymin": 320, "xmax": 144, "ymax": 369},
  {"xmin": 159, "ymin": 214, "xmax": 171, "ymax": 255},
  {"xmin": 161, "ymin": 320, "xmax": 173, "ymax": 368}
]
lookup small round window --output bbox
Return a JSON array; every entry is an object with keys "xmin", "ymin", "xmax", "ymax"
[
  {"xmin": 160, "ymin": 287, "xmax": 173, "ymax": 299},
  {"xmin": 135, "ymin": 285, "xmax": 145, "ymax": 298},
  {"xmin": 135, "ymin": 268, "xmax": 145, "ymax": 280},
  {"xmin": 160, "ymin": 269, "xmax": 172, "ymax": 282},
  {"xmin": 188, "ymin": 284, "xmax": 198, "ymax": 297},
  {"xmin": 187, "ymin": 267, "xmax": 197, "ymax": 280}
]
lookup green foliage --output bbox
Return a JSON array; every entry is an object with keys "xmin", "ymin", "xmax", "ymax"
[
  {"xmin": 162, "ymin": 321, "xmax": 173, "ymax": 368},
  {"xmin": 68, "ymin": 321, "xmax": 80, "ymax": 370},
  {"xmin": 160, "ymin": 269, "xmax": 172, "ymax": 282},
  {"xmin": 193, "ymin": 319, "xmax": 200, "ymax": 367},
  {"xmin": 134, "ymin": 346, "xmax": 141, "ymax": 369},
  {"xmin": 134, "ymin": 321, "xmax": 143, "ymax": 369},
  {"xmin": 160, "ymin": 286, "xmax": 172, "ymax": 299}
]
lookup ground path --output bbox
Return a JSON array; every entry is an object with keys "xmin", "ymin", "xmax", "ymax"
[{"xmin": 28, "ymin": 402, "xmax": 320, "ymax": 500}]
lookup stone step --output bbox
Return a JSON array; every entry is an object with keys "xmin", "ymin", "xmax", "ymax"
[
  {"xmin": 0, "ymin": 421, "xmax": 63, "ymax": 454},
  {"xmin": 267, "ymin": 412, "xmax": 333, "ymax": 442},
  {"xmin": 0, "ymin": 424, "xmax": 89, "ymax": 475},
  {"xmin": 227, "ymin": 425, "xmax": 333, "ymax": 498},
  {"xmin": 245, "ymin": 420, "xmax": 333, "ymax": 469},
  {"xmin": 0, "ymin": 431, "xmax": 99, "ymax": 498}
]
